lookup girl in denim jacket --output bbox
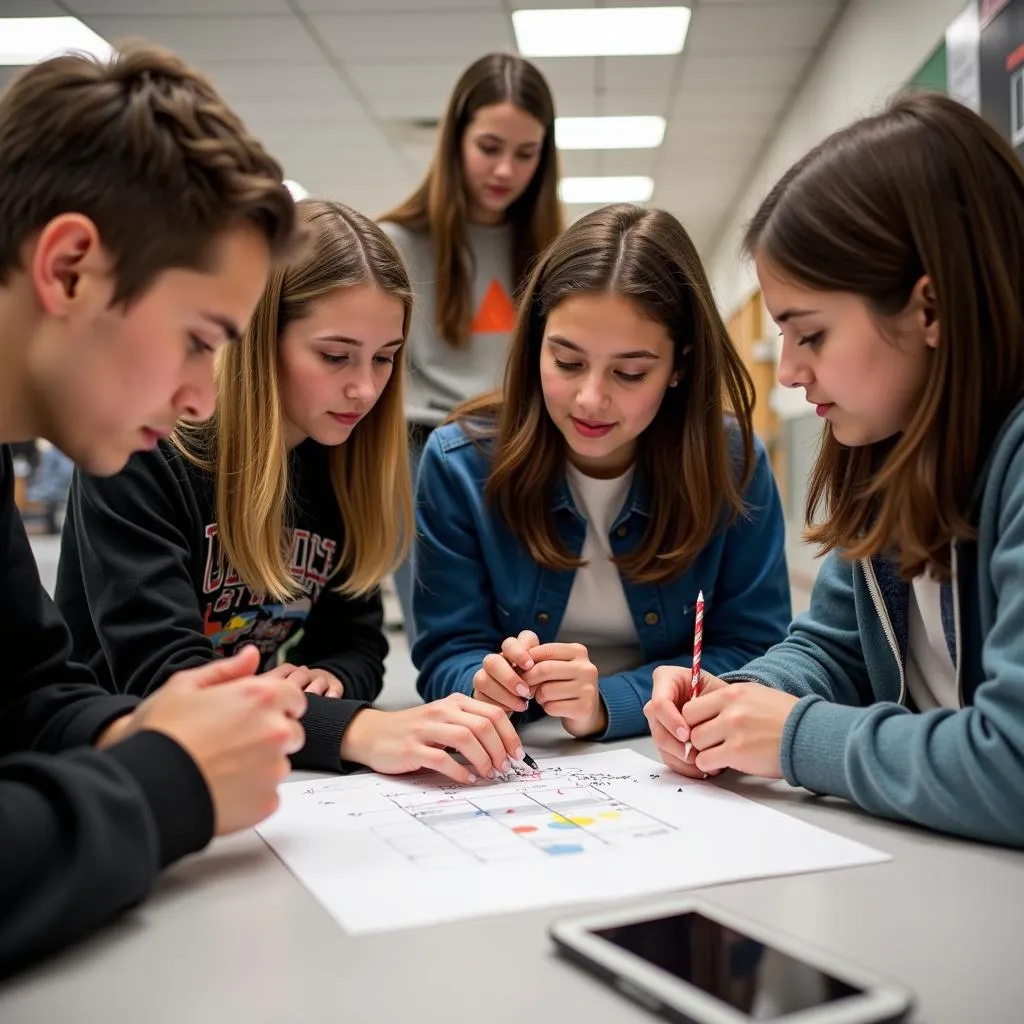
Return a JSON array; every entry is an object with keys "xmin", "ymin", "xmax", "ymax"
[{"xmin": 413, "ymin": 204, "xmax": 791, "ymax": 741}]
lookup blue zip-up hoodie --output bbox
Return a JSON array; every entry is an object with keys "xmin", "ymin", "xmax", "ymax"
[
  {"xmin": 413, "ymin": 422, "xmax": 792, "ymax": 740},
  {"xmin": 725, "ymin": 401, "xmax": 1024, "ymax": 846}
]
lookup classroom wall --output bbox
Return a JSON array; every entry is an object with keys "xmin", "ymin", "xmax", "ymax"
[{"xmin": 705, "ymin": 0, "xmax": 968, "ymax": 320}]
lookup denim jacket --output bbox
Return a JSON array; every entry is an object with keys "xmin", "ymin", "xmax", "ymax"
[{"xmin": 412, "ymin": 423, "xmax": 792, "ymax": 739}]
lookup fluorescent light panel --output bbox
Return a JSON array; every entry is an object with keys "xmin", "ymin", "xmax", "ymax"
[
  {"xmin": 0, "ymin": 17, "xmax": 113, "ymax": 66},
  {"xmin": 284, "ymin": 180, "xmax": 310, "ymax": 200},
  {"xmin": 556, "ymin": 115, "xmax": 666, "ymax": 150},
  {"xmin": 559, "ymin": 176, "xmax": 654, "ymax": 204},
  {"xmin": 512, "ymin": 6, "xmax": 691, "ymax": 58}
]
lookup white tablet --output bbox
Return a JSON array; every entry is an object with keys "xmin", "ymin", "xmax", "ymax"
[{"xmin": 549, "ymin": 896, "xmax": 913, "ymax": 1024}]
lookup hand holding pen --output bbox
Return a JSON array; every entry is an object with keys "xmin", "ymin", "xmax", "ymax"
[{"xmin": 644, "ymin": 590, "xmax": 725, "ymax": 779}]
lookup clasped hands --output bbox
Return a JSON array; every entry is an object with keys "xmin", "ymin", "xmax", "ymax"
[{"xmin": 473, "ymin": 630, "xmax": 607, "ymax": 738}]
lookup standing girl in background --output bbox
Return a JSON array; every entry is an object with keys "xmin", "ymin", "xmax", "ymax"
[
  {"xmin": 56, "ymin": 199, "xmax": 526, "ymax": 786},
  {"xmin": 414, "ymin": 204, "xmax": 791, "ymax": 741},
  {"xmin": 380, "ymin": 52, "xmax": 563, "ymax": 639},
  {"xmin": 646, "ymin": 93, "xmax": 1024, "ymax": 846}
]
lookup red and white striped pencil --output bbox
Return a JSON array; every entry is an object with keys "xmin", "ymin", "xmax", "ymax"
[{"xmin": 683, "ymin": 590, "xmax": 704, "ymax": 762}]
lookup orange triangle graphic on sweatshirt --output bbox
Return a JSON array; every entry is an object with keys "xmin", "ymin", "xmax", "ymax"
[{"xmin": 471, "ymin": 278, "xmax": 517, "ymax": 333}]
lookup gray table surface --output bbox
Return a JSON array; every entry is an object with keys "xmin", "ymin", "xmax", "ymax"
[{"xmin": 2, "ymin": 721, "xmax": 1022, "ymax": 1024}]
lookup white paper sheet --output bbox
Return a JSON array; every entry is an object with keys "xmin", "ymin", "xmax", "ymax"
[{"xmin": 256, "ymin": 750, "xmax": 889, "ymax": 934}]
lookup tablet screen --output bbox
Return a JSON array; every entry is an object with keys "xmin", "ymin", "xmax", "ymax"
[{"xmin": 594, "ymin": 911, "xmax": 863, "ymax": 1020}]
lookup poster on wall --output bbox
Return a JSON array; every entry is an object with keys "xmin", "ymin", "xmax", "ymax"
[{"xmin": 978, "ymin": 0, "xmax": 1024, "ymax": 158}]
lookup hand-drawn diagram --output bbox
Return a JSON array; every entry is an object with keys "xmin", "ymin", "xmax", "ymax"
[
  {"xmin": 301, "ymin": 763, "xmax": 675, "ymax": 868},
  {"xmin": 368, "ymin": 783, "xmax": 675, "ymax": 868},
  {"xmin": 258, "ymin": 751, "xmax": 890, "ymax": 935}
]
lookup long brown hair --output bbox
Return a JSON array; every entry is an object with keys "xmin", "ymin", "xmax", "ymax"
[
  {"xmin": 745, "ymin": 92, "xmax": 1024, "ymax": 579},
  {"xmin": 175, "ymin": 199, "xmax": 413, "ymax": 600},
  {"xmin": 452, "ymin": 204, "xmax": 756, "ymax": 585},
  {"xmin": 380, "ymin": 53, "xmax": 563, "ymax": 347}
]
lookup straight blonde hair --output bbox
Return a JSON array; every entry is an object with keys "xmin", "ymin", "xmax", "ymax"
[{"xmin": 175, "ymin": 199, "xmax": 413, "ymax": 600}]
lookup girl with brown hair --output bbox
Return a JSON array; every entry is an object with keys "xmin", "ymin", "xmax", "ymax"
[
  {"xmin": 380, "ymin": 52, "xmax": 563, "ymax": 640},
  {"xmin": 647, "ymin": 93, "xmax": 1024, "ymax": 845},
  {"xmin": 413, "ymin": 204, "xmax": 790, "ymax": 741}
]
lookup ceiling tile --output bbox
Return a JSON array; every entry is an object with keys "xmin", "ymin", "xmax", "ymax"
[
  {"xmin": 346, "ymin": 62, "xmax": 464, "ymax": 119},
  {"xmin": 528, "ymin": 57, "xmax": 596, "ymax": 97},
  {"xmin": 677, "ymin": 52, "xmax": 807, "ymax": 94},
  {"xmin": 687, "ymin": 1, "xmax": 840, "ymax": 55},
  {"xmin": 81, "ymin": 15, "xmax": 324, "ymax": 64},
  {"xmin": 599, "ymin": 90, "xmax": 673, "ymax": 117},
  {"xmin": 670, "ymin": 88, "xmax": 791, "ymax": 124},
  {"xmin": 0, "ymin": 0, "xmax": 68, "ymax": 13},
  {"xmin": 601, "ymin": 56, "xmax": 678, "ymax": 96},
  {"xmin": 309, "ymin": 12, "xmax": 513, "ymax": 61},
  {"xmin": 66, "ymin": 0, "xmax": 289, "ymax": 13},
  {"xmin": 297, "ymin": 0, "xmax": 502, "ymax": 10}
]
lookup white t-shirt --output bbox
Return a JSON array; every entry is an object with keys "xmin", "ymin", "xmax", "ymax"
[
  {"xmin": 555, "ymin": 463, "xmax": 643, "ymax": 676},
  {"xmin": 905, "ymin": 573, "xmax": 959, "ymax": 710}
]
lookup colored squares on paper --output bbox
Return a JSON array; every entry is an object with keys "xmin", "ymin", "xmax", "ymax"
[{"xmin": 548, "ymin": 814, "xmax": 595, "ymax": 829}]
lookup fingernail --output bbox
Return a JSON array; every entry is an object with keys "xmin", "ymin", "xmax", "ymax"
[
  {"xmin": 523, "ymin": 658, "xmax": 534, "ymax": 669},
  {"xmin": 518, "ymin": 702, "xmax": 529, "ymax": 712},
  {"xmin": 501, "ymin": 760, "xmax": 511, "ymax": 773},
  {"xmin": 515, "ymin": 684, "xmax": 530, "ymax": 698},
  {"xmin": 487, "ymin": 769, "xmax": 496, "ymax": 779},
  {"xmin": 675, "ymin": 727, "xmax": 688, "ymax": 742},
  {"xmin": 514, "ymin": 747, "xmax": 525, "ymax": 761},
  {"xmin": 467, "ymin": 773, "xmax": 478, "ymax": 783}
]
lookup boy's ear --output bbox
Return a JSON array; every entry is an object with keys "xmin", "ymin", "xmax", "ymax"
[{"xmin": 29, "ymin": 214, "xmax": 106, "ymax": 317}]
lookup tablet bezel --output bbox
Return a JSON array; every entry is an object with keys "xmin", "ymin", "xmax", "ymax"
[{"xmin": 549, "ymin": 895, "xmax": 913, "ymax": 1024}]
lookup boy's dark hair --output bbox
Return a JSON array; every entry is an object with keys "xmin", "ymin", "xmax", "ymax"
[{"xmin": 0, "ymin": 41, "xmax": 298, "ymax": 302}]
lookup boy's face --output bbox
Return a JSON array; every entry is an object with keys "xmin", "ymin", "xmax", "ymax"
[{"xmin": 29, "ymin": 220, "xmax": 271, "ymax": 476}]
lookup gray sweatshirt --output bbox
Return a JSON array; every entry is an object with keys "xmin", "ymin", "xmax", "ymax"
[{"xmin": 381, "ymin": 221, "xmax": 515, "ymax": 426}]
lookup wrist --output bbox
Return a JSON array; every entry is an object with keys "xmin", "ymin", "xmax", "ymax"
[
  {"xmin": 95, "ymin": 713, "xmax": 134, "ymax": 750},
  {"xmin": 339, "ymin": 707, "xmax": 384, "ymax": 765}
]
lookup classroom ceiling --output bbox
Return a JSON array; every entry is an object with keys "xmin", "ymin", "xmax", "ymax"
[{"xmin": 0, "ymin": 0, "xmax": 846, "ymax": 255}]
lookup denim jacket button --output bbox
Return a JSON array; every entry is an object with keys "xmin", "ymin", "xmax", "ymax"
[
  {"xmin": 644, "ymin": 611, "xmax": 659, "ymax": 625},
  {"xmin": 537, "ymin": 611, "xmax": 551, "ymax": 624},
  {"xmin": 616, "ymin": 525, "xmax": 628, "ymax": 538}
]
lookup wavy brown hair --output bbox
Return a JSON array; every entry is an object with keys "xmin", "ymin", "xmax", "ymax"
[
  {"xmin": 380, "ymin": 52, "xmax": 562, "ymax": 347},
  {"xmin": 175, "ymin": 200, "xmax": 413, "ymax": 600},
  {"xmin": 451, "ymin": 204, "xmax": 756, "ymax": 585},
  {"xmin": 745, "ymin": 92, "xmax": 1024, "ymax": 580},
  {"xmin": 0, "ymin": 41, "xmax": 297, "ymax": 299}
]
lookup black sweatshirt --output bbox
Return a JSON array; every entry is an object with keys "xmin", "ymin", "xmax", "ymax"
[
  {"xmin": 0, "ymin": 447, "xmax": 213, "ymax": 977},
  {"xmin": 55, "ymin": 439, "xmax": 385, "ymax": 772}
]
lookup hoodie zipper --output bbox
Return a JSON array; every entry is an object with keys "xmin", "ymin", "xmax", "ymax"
[
  {"xmin": 951, "ymin": 541, "xmax": 964, "ymax": 708},
  {"xmin": 860, "ymin": 558, "xmax": 907, "ymax": 707}
]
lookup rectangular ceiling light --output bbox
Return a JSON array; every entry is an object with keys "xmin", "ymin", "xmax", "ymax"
[
  {"xmin": 556, "ymin": 115, "xmax": 666, "ymax": 150},
  {"xmin": 513, "ymin": 7, "xmax": 691, "ymax": 58},
  {"xmin": 0, "ymin": 17, "xmax": 113, "ymax": 65},
  {"xmin": 559, "ymin": 176, "xmax": 655, "ymax": 204},
  {"xmin": 284, "ymin": 180, "xmax": 310, "ymax": 200}
]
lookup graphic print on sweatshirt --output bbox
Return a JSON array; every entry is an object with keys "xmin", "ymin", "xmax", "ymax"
[{"xmin": 200, "ymin": 522, "xmax": 337, "ymax": 656}]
